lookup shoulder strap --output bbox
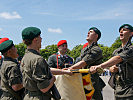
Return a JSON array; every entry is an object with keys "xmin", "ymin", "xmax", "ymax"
[
  {"xmin": 56, "ymin": 54, "xmax": 61, "ymax": 69},
  {"xmin": 52, "ymin": 53, "xmax": 61, "ymax": 69}
]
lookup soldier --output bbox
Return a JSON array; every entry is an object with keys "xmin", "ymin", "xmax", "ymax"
[
  {"xmin": 90, "ymin": 24, "xmax": 133, "ymax": 100},
  {"xmin": 0, "ymin": 52, "xmax": 3, "ymax": 97},
  {"xmin": 69, "ymin": 27, "xmax": 103, "ymax": 100},
  {"xmin": 0, "ymin": 37, "xmax": 24, "ymax": 100},
  {"xmin": 76, "ymin": 42, "xmax": 106, "ymax": 94},
  {"xmin": 20, "ymin": 27, "xmax": 56, "ymax": 100},
  {"xmin": 48, "ymin": 40, "xmax": 73, "ymax": 75}
]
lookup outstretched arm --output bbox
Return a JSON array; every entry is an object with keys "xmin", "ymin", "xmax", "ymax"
[
  {"xmin": 90, "ymin": 56, "xmax": 122, "ymax": 74},
  {"xmin": 69, "ymin": 60, "xmax": 87, "ymax": 69},
  {"xmin": 50, "ymin": 68, "xmax": 73, "ymax": 75}
]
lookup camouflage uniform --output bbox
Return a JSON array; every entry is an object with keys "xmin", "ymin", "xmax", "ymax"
[
  {"xmin": 112, "ymin": 42, "xmax": 133, "ymax": 100},
  {"xmin": 81, "ymin": 42, "xmax": 103, "ymax": 100},
  {"xmin": 48, "ymin": 52, "xmax": 73, "ymax": 69},
  {"xmin": 21, "ymin": 49, "xmax": 52, "ymax": 100},
  {"xmin": 1, "ymin": 57, "xmax": 22, "ymax": 100},
  {"xmin": 0, "ymin": 57, "xmax": 3, "ymax": 97}
]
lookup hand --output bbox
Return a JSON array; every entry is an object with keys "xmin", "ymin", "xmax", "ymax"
[
  {"xmin": 109, "ymin": 65, "xmax": 118, "ymax": 73},
  {"xmin": 64, "ymin": 70, "xmax": 73, "ymax": 76},
  {"xmin": 62, "ymin": 68, "xmax": 69, "ymax": 70},
  {"xmin": 89, "ymin": 66, "xmax": 97, "ymax": 74},
  {"xmin": 61, "ymin": 69, "xmax": 73, "ymax": 76}
]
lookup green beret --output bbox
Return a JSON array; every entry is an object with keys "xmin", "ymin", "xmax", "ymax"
[
  {"xmin": 0, "ymin": 38, "xmax": 14, "ymax": 53},
  {"xmin": 22, "ymin": 27, "xmax": 41, "ymax": 40},
  {"xmin": 89, "ymin": 27, "xmax": 101, "ymax": 40},
  {"xmin": 119, "ymin": 24, "xmax": 133, "ymax": 32}
]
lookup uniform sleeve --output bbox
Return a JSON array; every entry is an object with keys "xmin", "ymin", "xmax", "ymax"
[
  {"xmin": 8, "ymin": 65, "xmax": 22, "ymax": 86},
  {"xmin": 69, "ymin": 57, "xmax": 74, "ymax": 64},
  {"xmin": 75, "ymin": 57, "xmax": 81, "ymax": 63},
  {"xmin": 48, "ymin": 55, "xmax": 56, "ymax": 68},
  {"xmin": 82, "ymin": 47, "xmax": 102, "ymax": 65},
  {"xmin": 32, "ymin": 58, "xmax": 50, "ymax": 89},
  {"xmin": 116, "ymin": 47, "xmax": 133, "ymax": 62}
]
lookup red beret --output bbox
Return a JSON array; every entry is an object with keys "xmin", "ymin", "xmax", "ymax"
[
  {"xmin": 82, "ymin": 42, "xmax": 88, "ymax": 49},
  {"xmin": 57, "ymin": 40, "xmax": 67, "ymax": 47},
  {"xmin": 0, "ymin": 37, "xmax": 9, "ymax": 44}
]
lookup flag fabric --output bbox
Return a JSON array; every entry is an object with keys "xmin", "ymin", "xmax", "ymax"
[
  {"xmin": 54, "ymin": 73, "xmax": 86, "ymax": 100},
  {"xmin": 54, "ymin": 73, "xmax": 94, "ymax": 100},
  {"xmin": 82, "ymin": 73, "xmax": 95, "ymax": 100}
]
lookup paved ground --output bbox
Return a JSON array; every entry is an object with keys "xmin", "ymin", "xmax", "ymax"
[{"xmin": 101, "ymin": 76, "xmax": 114, "ymax": 100}]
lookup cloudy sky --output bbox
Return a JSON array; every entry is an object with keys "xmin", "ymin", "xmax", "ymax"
[{"xmin": 0, "ymin": 0, "xmax": 133, "ymax": 49}]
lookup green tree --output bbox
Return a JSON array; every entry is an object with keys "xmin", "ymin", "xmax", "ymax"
[
  {"xmin": 15, "ymin": 43, "xmax": 27, "ymax": 57},
  {"xmin": 99, "ymin": 44, "xmax": 112, "ymax": 62},
  {"xmin": 99, "ymin": 37, "xmax": 121, "ymax": 62},
  {"xmin": 110, "ymin": 37, "xmax": 121, "ymax": 52},
  {"xmin": 69, "ymin": 44, "xmax": 83, "ymax": 60},
  {"xmin": 40, "ymin": 49, "xmax": 51, "ymax": 60},
  {"xmin": 40, "ymin": 44, "xmax": 58, "ymax": 60}
]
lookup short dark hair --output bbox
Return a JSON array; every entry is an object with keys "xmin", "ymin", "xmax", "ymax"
[{"xmin": 23, "ymin": 39, "xmax": 33, "ymax": 46}]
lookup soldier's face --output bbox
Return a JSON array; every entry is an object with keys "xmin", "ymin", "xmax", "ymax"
[
  {"xmin": 9, "ymin": 45, "xmax": 18, "ymax": 59},
  {"xmin": 58, "ymin": 44, "xmax": 68, "ymax": 54},
  {"xmin": 35, "ymin": 35, "xmax": 42, "ymax": 49},
  {"xmin": 86, "ymin": 30, "xmax": 98, "ymax": 42},
  {"xmin": 119, "ymin": 28, "xmax": 132, "ymax": 42}
]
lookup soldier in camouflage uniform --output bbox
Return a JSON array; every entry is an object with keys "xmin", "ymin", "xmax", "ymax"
[
  {"xmin": 90, "ymin": 24, "xmax": 133, "ymax": 100},
  {"xmin": 48, "ymin": 40, "xmax": 73, "ymax": 75},
  {"xmin": 0, "ymin": 38, "xmax": 24, "ymax": 100},
  {"xmin": 0, "ymin": 53, "xmax": 3, "ymax": 97},
  {"xmin": 21, "ymin": 27, "xmax": 56, "ymax": 100},
  {"xmin": 69, "ymin": 27, "xmax": 103, "ymax": 100}
]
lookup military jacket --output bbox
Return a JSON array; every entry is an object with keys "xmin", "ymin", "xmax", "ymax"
[
  {"xmin": 20, "ymin": 49, "xmax": 51, "ymax": 100},
  {"xmin": 113, "ymin": 42, "xmax": 133, "ymax": 98},
  {"xmin": 81, "ymin": 42, "xmax": 103, "ymax": 100},
  {"xmin": 0, "ymin": 57, "xmax": 3, "ymax": 67},
  {"xmin": 0, "ymin": 57, "xmax": 22, "ymax": 100},
  {"xmin": 48, "ymin": 52, "xmax": 73, "ymax": 69}
]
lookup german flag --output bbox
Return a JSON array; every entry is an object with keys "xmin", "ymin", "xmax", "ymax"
[{"xmin": 82, "ymin": 73, "xmax": 95, "ymax": 100}]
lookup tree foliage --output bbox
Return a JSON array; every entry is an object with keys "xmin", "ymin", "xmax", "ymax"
[
  {"xmin": 40, "ymin": 44, "xmax": 58, "ymax": 60},
  {"xmin": 99, "ymin": 37, "xmax": 121, "ymax": 62},
  {"xmin": 69, "ymin": 44, "xmax": 83, "ymax": 60},
  {"xmin": 15, "ymin": 43, "xmax": 27, "ymax": 57},
  {"xmin": 110, "ymin": 37, "xmax": 121, "ymax": 52},
  {"xmin": 99, "ymin": 44, "xmax": 112, "ymax": 62}
]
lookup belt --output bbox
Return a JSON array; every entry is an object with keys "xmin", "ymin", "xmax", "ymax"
[
  {"xmin": 27, "ymin": 90, "xmax": 53, "ymax": 97},
  {"xmin": 27, "ymin": 91, "xmax": 43, "ymax": 96}
]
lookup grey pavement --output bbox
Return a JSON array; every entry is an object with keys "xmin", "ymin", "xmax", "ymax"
[{"xmin": 101, "ymin": 76, "xmax": 114, "ymax": 100}]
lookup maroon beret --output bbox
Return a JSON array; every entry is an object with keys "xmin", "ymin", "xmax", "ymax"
[{"xmin": 57, "ymin": 40, "xmax": 67, "ymax": 47}]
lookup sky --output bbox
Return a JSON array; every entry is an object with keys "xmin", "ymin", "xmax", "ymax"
[{"xmin": 0, "ymin": 0, "xmax": 133, "ymax": 50}]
